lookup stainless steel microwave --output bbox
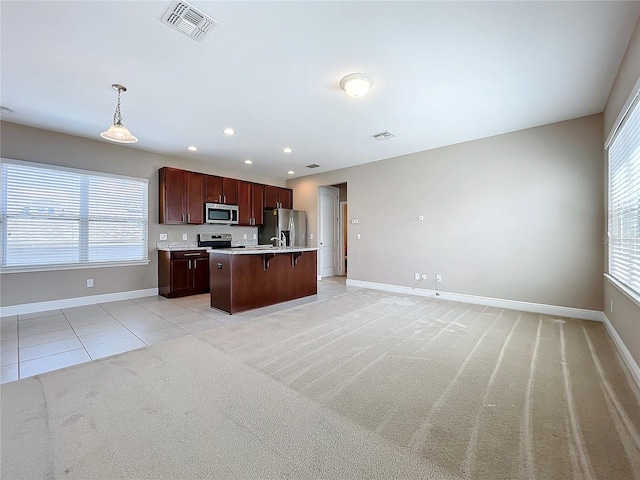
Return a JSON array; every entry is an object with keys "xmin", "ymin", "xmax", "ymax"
[{"xmin": 205, "ymin": 203, "xmax": 239, "ymax": 225}]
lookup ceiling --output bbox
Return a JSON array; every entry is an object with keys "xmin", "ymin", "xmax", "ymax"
[{"xmin": 1, "ymin": 1, "xmax": 639, "ymax": 180}]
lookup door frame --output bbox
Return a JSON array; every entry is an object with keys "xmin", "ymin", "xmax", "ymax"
[
  {"xmin": 338, "ymin": 201, "xmax": 347, "ymax": 276},
  {"xmin": 317, "ymin": 185, "xmax": 340, "ymax": 278}
]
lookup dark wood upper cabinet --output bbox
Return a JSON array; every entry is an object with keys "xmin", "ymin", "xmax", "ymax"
[
  {"xmin": 265, "ymin": 186, "xmax": 293, "ymax": 210},
  {"xmin": 205, "ymin": 175, "xmax": 238, "ymax": 205},
  {"xmin": 161, "ymin": 166, "xmax": 288, "ymax": 225},
  {"xmin": 159, "ymin": 167, "xmax": 204, "ymax": 224},
  {"xmin": 238, "ymin": 181, "xmax": 264, "ymax": 226}
]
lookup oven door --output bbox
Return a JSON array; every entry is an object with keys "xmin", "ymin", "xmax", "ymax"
[{"xmin": 205, "ymin": 203, "xmax": 238, "ymax": 224}]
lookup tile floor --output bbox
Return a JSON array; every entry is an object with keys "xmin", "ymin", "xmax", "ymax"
[{"xmin": 0, "ymin": 278, "xmax": 350, "ymax": 384}]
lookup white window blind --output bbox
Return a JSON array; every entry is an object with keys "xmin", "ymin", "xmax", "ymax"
[
  {"xmin": 608, "ymin": 94, "xmax": 640, "ymax": 297},
  {"xmin": 1, "ymin": 159, "xmax": 148, "ymax": 270}
]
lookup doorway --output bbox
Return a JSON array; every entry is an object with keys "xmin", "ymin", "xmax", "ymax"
[{"xmin": 318, "ymin": 183, "xmax": 348, "ymax": 279}]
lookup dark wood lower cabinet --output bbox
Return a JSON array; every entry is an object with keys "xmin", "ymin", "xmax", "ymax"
[
  {"xmin": 159, "ymin": 250, "xmax": 210, "ymax": 298},
  {"xmin": 209, "ymin": 251, "xmax": 317, "ymax": 314}
]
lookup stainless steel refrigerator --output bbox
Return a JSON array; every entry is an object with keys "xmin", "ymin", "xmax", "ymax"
[{"xmin": 259, "ymin": 209, "xmax": 307, "ymax": 247}]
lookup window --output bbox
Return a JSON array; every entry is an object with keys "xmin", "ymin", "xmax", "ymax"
[
  {"xmin": 607, "ymin": 93, "xmax": 640, "ymax": 297},
  {"xmin": 1, "ymin": 159, "xmax": 148, "ymax": 271}
]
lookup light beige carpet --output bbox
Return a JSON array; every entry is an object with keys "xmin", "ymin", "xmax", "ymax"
[{"xmin": 2, "ymin": 289, "xmax": 639, "ymax": 479}]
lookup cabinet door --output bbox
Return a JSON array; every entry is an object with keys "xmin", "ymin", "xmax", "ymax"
[
  {"xmin": 264, "ymin": 185, "xmax": 279, "ymax": 209},
  {"xmin": 170, "ymin": 259, "xmax": 191, "ymax": 295},
  {"xmin": 279, "ymin": 188, "xmax": 293, "ymax": 209},
  {"xmin": 159, "ymin": 167, "xmax": 186, "ymax": 224},
  {"xmin": 192, "ymin": 257, "xmax": 209, "ymax": 293},
  {"xmin": 205, "ymin": 175, "xmax": 223, "ymax": 203},
  {"xmin": 252, "ymin": 183, "xmax": 265, "ymax": 226},
  {"xmin": 186, "ymin": 172, "xmax": 204, "ymax": 224},
  {"xmin": 222, "ymin": 177, "xmax": 238, "ymax": 205},
  {"xmin": 237, "ymin": 180, "xmax": 252, "ymax": 226}
]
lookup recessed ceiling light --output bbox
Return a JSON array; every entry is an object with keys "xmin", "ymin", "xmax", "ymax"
[
  {"xmin": 187, "ymin": 146, "xmax": 198, "ymax": 151},
  {"xmin": 244, "ymin": 159, "xmax": 253, "ymax": 164},
  {"xmin": 287, "ymin": 170, "xmax": 295, "ymax": 175},
  {"xmin": 223, "ymin": 128, "xmax": 235, "ymax": 135},
  {"xmin": 283, "ymin": 147, "xmax": 292, "ymax": 153}
]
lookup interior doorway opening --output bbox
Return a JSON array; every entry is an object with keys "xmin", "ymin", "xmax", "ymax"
[{"xmin": 318, "ymin": 182, "xmax": 347, "ymax": 279}]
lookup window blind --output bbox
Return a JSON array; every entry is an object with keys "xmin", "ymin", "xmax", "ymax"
[
  {"xmin": 608, "ymin": 94, "xmax": 640, "ymax": 296},
  {"xmin": 1, "ymin": 160, "xmax": 148, "ymax": 270}
]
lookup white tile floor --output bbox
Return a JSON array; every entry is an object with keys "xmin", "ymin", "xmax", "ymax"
[{"xmin": 0, "ymin": 279, "xmax": 350, "ymax": 384}]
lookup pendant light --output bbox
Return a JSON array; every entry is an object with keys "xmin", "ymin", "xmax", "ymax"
[{"xmin": 100, "ymin": 84, "xmax": 138, "ymax": 143}]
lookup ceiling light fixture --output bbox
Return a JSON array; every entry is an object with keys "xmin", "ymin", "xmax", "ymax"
[
  {"xmin": 100, "ymin": 84, "xmax": 138, "ymax": 144},
  {"xmin": 288, "ymin": 170, "xmax": 295, "ymax": 175},
  {"xmin": 244, "ymin": 159, "xmax": 253, "ymax": 164},
  {"xmin": 187, "ymin": 146, "xmax": 198, "ymax": 151},
  {"xmin": 339, "ymin": 73, "xmax": 373, "ymax": 98},
  {"xmin": 283, "ymin": 147, "xmax": 292, "ymax": 153},
  {"xmin": 223, "ymin": 128, "xmax": 235, "ymax": 135}
]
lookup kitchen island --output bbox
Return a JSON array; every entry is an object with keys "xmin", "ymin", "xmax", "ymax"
[{"xmin": 209, "ymin": 246, "xmax": 318, "ymax": 314}]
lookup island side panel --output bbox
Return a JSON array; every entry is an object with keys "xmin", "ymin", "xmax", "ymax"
[
  {"xmin": 290, "ymin": 250, "xmax": 317, "ymax": 299},
  {"xmin": 209, "ymin": 253, "xmax": 232, "ymax": 313},
  {"xmin": 230, "ymin": 254, "xmax": 287, "ymax": 313}
]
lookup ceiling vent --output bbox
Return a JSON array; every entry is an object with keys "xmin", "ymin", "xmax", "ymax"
[
  {"xmin": 306, "ymin": 164, "xmax": 321, "ymax": 169},
  {"xmin": 161, "ymin": 1, "xmax": 217, "ymax": 42},
  {"xmin": 372, "ymin": 131, "xmax": 395, "ymax": 141}
]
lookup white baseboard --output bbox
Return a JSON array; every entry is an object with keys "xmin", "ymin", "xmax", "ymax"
[
  {"xmin": 345, "ymin": 279, "xmax": 604, "ymax": 322},
  {"xmin": 602, "ymin": 314, "xmax": 640, "ymax": 391},
  {"xmin": 0, "ymin": 288, "xmax": 159, "ymax": 317}
]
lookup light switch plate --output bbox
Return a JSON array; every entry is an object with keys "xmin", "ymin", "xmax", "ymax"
[
  {"xmin": 182, "ymin": 234, "xmax": 188, "ymax": 240},
  {"xmin": 310, "ymin": 233, "xmax": 314, "ymax": 240}
]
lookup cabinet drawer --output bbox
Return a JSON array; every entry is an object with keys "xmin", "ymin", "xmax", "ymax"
[{"xmin": 170, "ymin": 250, "xmax": 209, "ymax": 260}]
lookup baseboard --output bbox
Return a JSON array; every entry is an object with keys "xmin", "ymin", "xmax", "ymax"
[
  {"xmin": 0, "ymin": 288, "xmax": 159, "ymax": 317},
  {"xmin": 602, "ymin": 314, "xmax": 640, "ymax": 391},
  {"xmin": 345, "ymin": 279, "xmax": 604, "ymax": 322}
]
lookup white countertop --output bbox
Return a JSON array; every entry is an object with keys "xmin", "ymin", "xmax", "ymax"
[
  {"xmin": 158, "ymin": 246, "xmax": 318, "ymax": 254},
  {"xmin": 210, "ymin": 246, "xmax": 318, "ymax": 255}
]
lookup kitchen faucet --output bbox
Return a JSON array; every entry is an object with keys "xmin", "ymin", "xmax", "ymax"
[{"xmin": 270, "ymin": 235, "xmax": 285, "ymax": 247}]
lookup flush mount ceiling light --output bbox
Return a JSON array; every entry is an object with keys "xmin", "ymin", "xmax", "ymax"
[
  {"xmin": 100, "ymin": 84, "xmax": 138, "ymax": 144},
  {"xmin": 223, "ymin": 128, "xmax": 235, "ymax": 135},
  {"xmin": 187, "ymin": 146, "xmax": 198, "ymax": 151},
  {"xmin": 339, "ymin": 73, "xmax": 373, "ymax": 98}
]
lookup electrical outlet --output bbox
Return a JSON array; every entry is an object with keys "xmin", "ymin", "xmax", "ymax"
[
  {"xmin": 310, "ymin": 233, "xmax": 314, "ymax": 240},
  {"xmin": 357, "ymin": 233, "xmax": 361, "ymax": 240},
  {"xmin": 421, "ymin": 274, "xmax": 427, "ymax": 280},
  {"xmin": 414, "ymin": 273, "xmax": 420, "ymax": 280},
  {"xmin": 253, "ymin": 233, "xmax": 257, "ymax": 239},
  {"xmin": 436, "ymin": 275, "xmax": 442, "ymax": 283},
  {"xmin": 243, "ymin": 234, "xmax": 247, "ymax": 239},
  {"xmin": 159, "ymin": 233, "xmax": 167, "ymax": 240},
  {"xmin": 182, "ymin": 234, "xmax": 188, "ymax": 240},
  {"xmin": 86, "ymin": 279, "xmax": 94, "ymax": 288}
]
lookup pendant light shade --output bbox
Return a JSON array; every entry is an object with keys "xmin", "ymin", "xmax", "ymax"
[
  {"xmin": 100, "ymin": 84, "xmax": 138, "ymax": 143},
  {"xmin": 339, "ymin": 73, "xmax": 373, "ymax": 98}
]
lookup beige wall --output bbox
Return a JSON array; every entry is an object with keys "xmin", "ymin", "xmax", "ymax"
[
  {"xmin": 0, "ymin": 121, "xmax": 285, "ymax": 307},
  {"xmin": 603, "ymin": 16, "xmax": 640, "ymax": 368},
  {"xmin": 289, "ymin": 114, "xmax": 604, "ymax": 312}
]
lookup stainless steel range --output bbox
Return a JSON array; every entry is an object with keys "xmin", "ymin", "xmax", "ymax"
[{"xmin": 198, "ymin": 233, "xmax": 232, "ymax": 249}]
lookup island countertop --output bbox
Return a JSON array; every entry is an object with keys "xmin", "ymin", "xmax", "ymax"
[{"xmin": 212, "ymin": 246, "xmax": 318, "ymax": 255}]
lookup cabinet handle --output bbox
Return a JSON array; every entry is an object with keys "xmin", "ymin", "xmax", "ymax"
[
  {"xmin": 188, "ymin": 260, "xmax": 192, "ymax": 269},
  {"xmin": 187, "ymin": 214, "xmax": 191, "ymax": 223},
  {"xmin": 193, "ymin": 261, "xmax": 197, "ymax": 269},
  {"xmin": 223, "ymin": 195, "xmax": 227, "ymax": 203},
  {"xmin": 183, "ymin": 253, "xmax": 200, "ymax": 256},
  {"xmin": 219, "ymin": 195, "xmax": 222, "ymax": 203}
]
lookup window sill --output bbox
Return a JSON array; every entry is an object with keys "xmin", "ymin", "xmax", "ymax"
[
  {"xmin": 604, "ymin": 274, "xmax": 640, "ymax": 308},
  {"xmin": 1, "ymin": 259, "xmax": 150, "ymax": 274}
]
